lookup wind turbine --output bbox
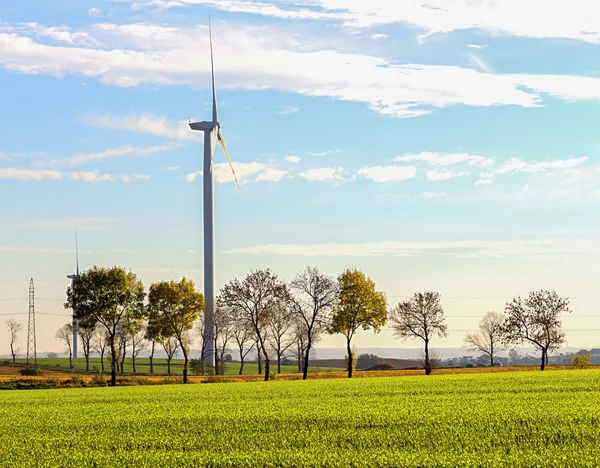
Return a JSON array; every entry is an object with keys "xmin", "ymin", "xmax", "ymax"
[
  {"xmin": 67, "ymin": 231, "xmax": 80, "ymax": 359},
  {"xmin": 189, "ymin": 20, "xmax": 239, "ymax": 367}
]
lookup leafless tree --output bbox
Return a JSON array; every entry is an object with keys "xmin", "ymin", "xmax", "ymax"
[
  {"xmin": 130, "ymin": 326, "xmax": 147, "ymax": 373},
  {"xmin": 230, "ymin": 308, "xmax": 254, "ymax": 375},
  {"xmin": 290, "ymin": 266, "xmax": 338, "ymax": 379},
  {"xmin": 502, "ymin": 290, "xmax": 570, "ymax": 371},
  {"xmin": 464, "ymin": 311, "xmax": 505, "ymax": 366},
  {"xmin": 145, "ymin": 320, "xmax": 160, "ymax": 374},
  {"xmin": 218, "ymin": 269, "xmax": 290, "ymax": 381},
  {"xmin": 78, "ymin": 321, "xmax": 96, "ymax": 372},
  {"xmin": 193, "ymin": 316, "xmax": 208, "ymax": 368},
  {"xmin": 389, "ymin": 291, "xmax": 448, "ymax": 375},
  {"xmin": 419, "ymin": 348, "xmax": 442, "ymax": 371},
  {"xmin": 269, "ymin": 304, "xmax": 296, "ymax": 374},
  {"xmin": 116, "ymin": 324, "xmax": 127, "ymax": 374},
  {"xmin": 255, "ymin": 339, "xmax": 263, "ymax": 375},
  {"xmin": 92, "ymin": 325, "xmax": 108, "ymax": 372},
  {"xmin": 55, "ymin": 323, "xmax": 74, "ymax": 369},
  {"xmin": 5, "ymin": 319, "xmax": 23, "ymax": 363},
  {"xmin": 162, "ymin": 337, "xmax": 179, "ymax": 375},
  {"xmin": 214, "ymin": 306, "xmax": 235, "ymax": 375}
]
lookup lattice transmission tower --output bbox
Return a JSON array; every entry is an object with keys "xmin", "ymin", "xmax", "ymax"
[{"xmin": 26, "ymin": 278, "xmax": 36, "ymax": 366}]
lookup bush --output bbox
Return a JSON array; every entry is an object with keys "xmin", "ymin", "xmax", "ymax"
[
  {"xmin": 20, "ymin": 367, "xmax": 43, "ymax": 376},
  {"xmin": 571, "ymin": 354, "xmax": 593, "ymax": 369},
  {"xmin": 90, "ymin": 372, "xmax": 107, "ymax": 387},
  {"xmin": 366, "ymin": 363, "xmax": 396, "ymax": 371}
]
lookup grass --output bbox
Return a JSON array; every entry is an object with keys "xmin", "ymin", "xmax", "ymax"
[
  {"xmin": 1, "ymin": 369, "xmax": 600, "ymax": 466},
  {"xmin": 14, "ymin": 357, "xmax": 343, "ymax": 375}
]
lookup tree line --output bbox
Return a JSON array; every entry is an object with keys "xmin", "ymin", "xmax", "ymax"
[{"xmin": 4, "ymin": 265, "xmax": 572, "ymax": 386}]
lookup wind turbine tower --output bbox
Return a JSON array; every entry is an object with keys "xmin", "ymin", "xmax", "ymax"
[
  {"xmin": 189, "ymin": 20, "xmax": 239, "ymax": 367},
  {"xmin": 67, "ymin": 233, "xmax": 79, "ymax": 359}
]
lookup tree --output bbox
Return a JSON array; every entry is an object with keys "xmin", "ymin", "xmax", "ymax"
[
  {"xmin": 329, "ymin": 268, "xmax": 388, "ymax": 378},
  {"xmin": 290, "ymin": 266, "xmax": 338, "ymax": 380},
  {"xmin": 116, "ymin": 324, "xmax": 127, "ymax": 374},
  {"xmin": 502, "ymin": 290, "xmax": 570, "ymax": 371},
  {"xmin": 268, "ymin": 303, "xmax": 295, "ymax": 374},
  {"xmin": 92, "ymin": 325, "xmax": 108, "ymax": 372},
  {"xmin": 65, "ymin": 266, "xmax": 146, "ymax": 386},
  {"xmin": 55, "ymin": 323, "xmax": 74, "ymax": 369},
  {"xmin": 129, "ymin": 326, "xmax": 147, "ymax": 373},
  {"xmin": 145, "ymin": 319, "xmax": 161, "ymax": 374},
  {"xmin": 214, "ymin": 306, "xmax": 235, "ymax": 375},
  {"xmin": 78, "ymin": 320, "xmax": 97, "ymax": 372},
  {"xmin": 218, "ymin": 269, "xmax": 290, "ymax": 381},
  {"xmin": 162, "ymin": 337, "xmax": 179, "ymax": 374},
  {"xmin": 464, "ymin": 311, "xmax": 504, "ymax": 366},
  {"xmin": 5, "ymin": 319, "xmax": 23, "ymax": 363},
  {"xmin": 147, "ymin": 278, "xmax": 205, "ymax": 383},
  {"xmin": 389, "ymin": 291, "xmax": 448, "ymax": 375},
  {"xmin": 229, "ymin": 307, "xmax": 254, "ymax": 375}
]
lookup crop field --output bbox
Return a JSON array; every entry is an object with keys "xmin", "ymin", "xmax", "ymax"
[{"xmin": 1, "ymin": 369, "xmax": 600, "ymax": 467}]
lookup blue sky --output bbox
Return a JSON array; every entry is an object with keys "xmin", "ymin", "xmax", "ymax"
[{"xmin": 2, "ymin": 0, "xmax": 600, "ymax": 354}]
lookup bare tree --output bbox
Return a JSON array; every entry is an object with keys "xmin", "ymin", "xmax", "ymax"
[
  {"xmin": 290, "ymin": 266, "xmax": 338, "ymax": 380},
  {"xmin": 130, "ymin": 326, "xmax": 147, "ymax": 373},
  {"xmin": 214, "ymin": 306, "xmax": 235, "ymax": 375},
  {"xmin": 194, "ymin": 317, "xmax": 208, "ymax": 369},
  {"xmin": 269, "ymin": 304, "xmax": 295, "ymax": 374},
  {"xmin": 78, "ymin": 321, "xmax": 96, "ymax": 372},
  {"xmin": 230, "ymin": 308, "xmax": 254, "ymax": 375},
  {"xmin": 116, "ymin": 324, "xmax": 127, "ymax": 374},
  {"xmin": 92, "ymin": 325, "xmax": 108, "ymax": 372},
  {"xmin": 464, "ymin": 311, "xmax": 504, "ymax": 366},
  {"xmin": 255, "ymin": 339, "xmax": 263, "ymax": 375},
  {"xmin": 55, "ymin": 323, "xmax": 74, "ymax": 369},
  {"xmin": 502, "ymin": 290, "xmax": 570, "ymax": 371},
  {"xmin": 145, "ymin": 320, "xmax": 160, "ymax": 374},
  {"xmin": 389, "ymin": 291, "xmax": 448, "ymax": 375},
  {"xmin": 5, "ymin": 319, "xmax": 23, "ymax": 363},
  {"xmin": 218, "ymin": 269, "xmax": 290, "ymax": 381},
  {"xmin": 162, "ymin": 337, "xmax": 179, "ymax": 375}
]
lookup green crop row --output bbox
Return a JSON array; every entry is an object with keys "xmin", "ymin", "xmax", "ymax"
[{"xmin": 1, "ymin": 370, "xmax": 599, "ymax": 467}]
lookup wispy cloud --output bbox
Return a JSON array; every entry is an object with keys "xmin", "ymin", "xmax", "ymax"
[
  {"xmin": 33, "ymin": 143, "xmax": 178, "ymax": 168},
  {"xmin": 370, "ymin": 33, "xmax": 388, "ymax": 40},
  {"xmin": 88, "ymin": 8, "xmax": 102, "ymax": 17},
  {"xmin": 0, "ymin": 167, "xmax": 150, "ymax": 182},
  {"xmin": 185, "ymin": 161, "xmax": 282, "ymax": 184},
  {"xmin": 225, "ymin": 238, "xmax": 600, "ymax": 258},
  {"xmin": 81, "ymin": 114, "xmax": 200, "ymax": 141},
  {"xmin": 298, "ymin": 167, "xmax": 344, "ymax": 182},
  {"xmin": 426, "ymin": 170, "xmax": 470, "ymax": 181},
  {"xmin": 467, "ymin": 44, "xmax": 486, "ymax": 50},
  {"xmin": 394, "ymin": 152, "xmax": 493, "ymax": 168},
  {"xmin": 256, "ymin": 168, "xmax": 288, "ymax": 182},
  {"xmin": 0, "ymin": 168, "xmax": 63, "ymax": 181},
  {"xmin": 497, "ymin": 157, "xmax": 588, "ymax": 174},
  {"xmin": 358, "ymin": 165, "xmax": 417, "ymax": 183},
  {"xmin": 276, "ymin": 106, "xmax": 300, "ymax": 114},
  {"xmin": 284, "ymin": 156, "xmax": 301, "ymax": 163}
]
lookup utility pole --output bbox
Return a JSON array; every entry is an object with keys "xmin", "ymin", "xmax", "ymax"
[{"xmin": 26, "ymin": 278, "xmax": 36, "ymax": 366}]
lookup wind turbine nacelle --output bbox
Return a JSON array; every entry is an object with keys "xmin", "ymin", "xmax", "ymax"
[
  {"xmin": 67, "ymin": 274, "xmax": 79, "ymax": 280},
  {"xmin": 189, "ymin": 121, "xmax": 219, "ymax": 132}
]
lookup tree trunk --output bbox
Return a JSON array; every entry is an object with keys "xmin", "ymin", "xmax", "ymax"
[
  {"xmin": 100, "ymin": 349, "xmax": 105, "ymax": 372},
  {"xmin": 167, "ymin": 357, "xmax": 172, "ymax": 375},
  {"xmin": 277, "ymin": 351, "xmax": 281, "ymax": 374},
  {"xmin": 85, "ymin": 354, "xmax": 89, "ymax": 372},
  {"xmin": 264, "ymin": 352, "xmax": 270, "ymax": 382},
  {"xmin": 69, "ymin": 351, "xmax": 72, "ymax": 369},
  {"xmin": 346, "ymin": 338, "xmax": 353, "ymax": 379},
  {"xmin": 303, "ymin": 338, "xmax": 312, "ymax": 380},
  {"xmin": 132, "ymin": 355, "xmax": 136, "ymax": 373},
  {"xmin": 109, "ymin": 335, "xmax": 117, "ymax": 386},
  {"xmin": 540, "ymin": 348, "xmax": 546, "ymax": 371},
  {"xmin": 239, "ymin": 356, "xmax": 244, "ymax": 375},
  {"xmin": 149, "ymin": 342, "xmax": 155, "ymax": 374},
  {"xmin": 10, "ymin": 343, "xmax": 15, "ymax": 364},
  {"xmin": 424, "ymin": 339, "xmax": 431, "ymax": 375},
  {"xmin": 257, "ymin": 342, "xmax": 262, "ymax": 375},
  {"xmin": 182, "ymin": 346, "xmax": 189, "ymax": 384}
]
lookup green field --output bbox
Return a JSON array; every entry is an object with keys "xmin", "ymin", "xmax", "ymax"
[
  {"xmin": 14, "ymin": 357, "xmax": 343, "ymax": 375},
  {"xmin": 2, "ymin": 370, "xmax": 600, "ymax": 466}
]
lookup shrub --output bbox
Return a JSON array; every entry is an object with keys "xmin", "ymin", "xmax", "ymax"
[
  {"xmin": 571, "ymin": 354, "xmax": 593, "ymax": 369},
  {"xmin": 20, "ymin": 367, "xmax": 43, "ymax": 376},
  {"xmin": 90, "ymin": 372, "xmax": 107, "ymax": 387},
  {"xmin": 367, "ymin": 363, "xmax": 396, "ymax": 371}
]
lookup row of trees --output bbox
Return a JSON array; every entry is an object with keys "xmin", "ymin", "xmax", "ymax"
[{"xmin": 5, "ymin": 265, "xmax": 572, "ymax": 385}]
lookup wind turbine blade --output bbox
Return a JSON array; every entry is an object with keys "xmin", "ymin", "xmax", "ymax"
[
  {"xmin": 75, "ymin": 230, "xmax": 79, "ymax": 276},
  {"xmin": 218, "ymin": 128, "xmax": 240, "ymax": 189},
  {"xmin": 210, "ymin": 128, "xmax": 218, "ymax": 171},
  {"xmin": 209, "ymin": 17, "xmax": 218, "ymax": 124}
]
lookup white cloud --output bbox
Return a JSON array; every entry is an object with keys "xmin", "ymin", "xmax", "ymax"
[
  {"xmin": 255, "ymin": 168, "xmax": 288, "ymax": 182},
  {"xmin": 467, "ymin": 44, "xmax": 486, "ymax": 50},
  {"xmin": 185, "ymin": 171, "xmax": 202, "ymax": 182},
  {"xmin": 370, "ymin": 33, "xmax": 388, "ymax": 40},
  {"xmin": 88, "ymin": 8, "xmax": 102, "ymax": 17},
  {"xmin": 394, "ymin": 152, "xmax": 493, "ymax": 167},
  {"xmin": 81, "ymin": 114, "xmax": 200, "ymax": 141},
  {"xmin": 70, "ymin": 171, "xmax": 115, "ymax": 182},
  {"xmin": 0, "ymin": 168, "xmax": 63, "ymax": 181},
  {"xmin": 426, "ymin": 169, "xmax": 470, "ymax": 181},
  {"xmin": 15, "ymin": 22, "xmax": 97, "ymax": 46},
  {"xmin": 33, "ymin": 143, "xmax": 178, "ymax": 168},
  {"xmin": 5, "ymin": 24, "xmax": 600, "ymax": 119},
  {"xmin": 468, "ymin": 52, "xmax": 494, "ymax": 74},
  {"xmin": 6, "ymin": 217, "xmax": 118, "ymax": 231},
  {"xmin": 284, "ymin": 156, "xmax": 301, "ymax": 163},
  {"xmin": 0, "ymin": 151, "xmax": 46, "ymax": 160},
  {"xmin": 276, "ymin": 106, "xmax": 300, "ymax": 114},
  {"xmin": 141, "ymin": 0, "xmax": 600, "ymax": 44},
  {"xmin": 307, "ymin": 150, "xmax": 336, "ymax": 157},
  {"xmin": 358, "ymin": 165, "xmax": 417, "ymax": 183},
  {"xmin": 164, "ymin": 166, "xmax": 180, "ymax": 171},
  {"xmin": 476, "ymin": 176, "xmax": 494, "ymax": 186},
  {"xmin": 496, "ymin": 157, "xmax": 588, "ymax": 174},
  {"xmin": 224, "ymin": 238, "xmax": 600, "ymax": 258},
  {"xmin": 298, "ymin": 167, "xmax": 344, "ymax": 182}
]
